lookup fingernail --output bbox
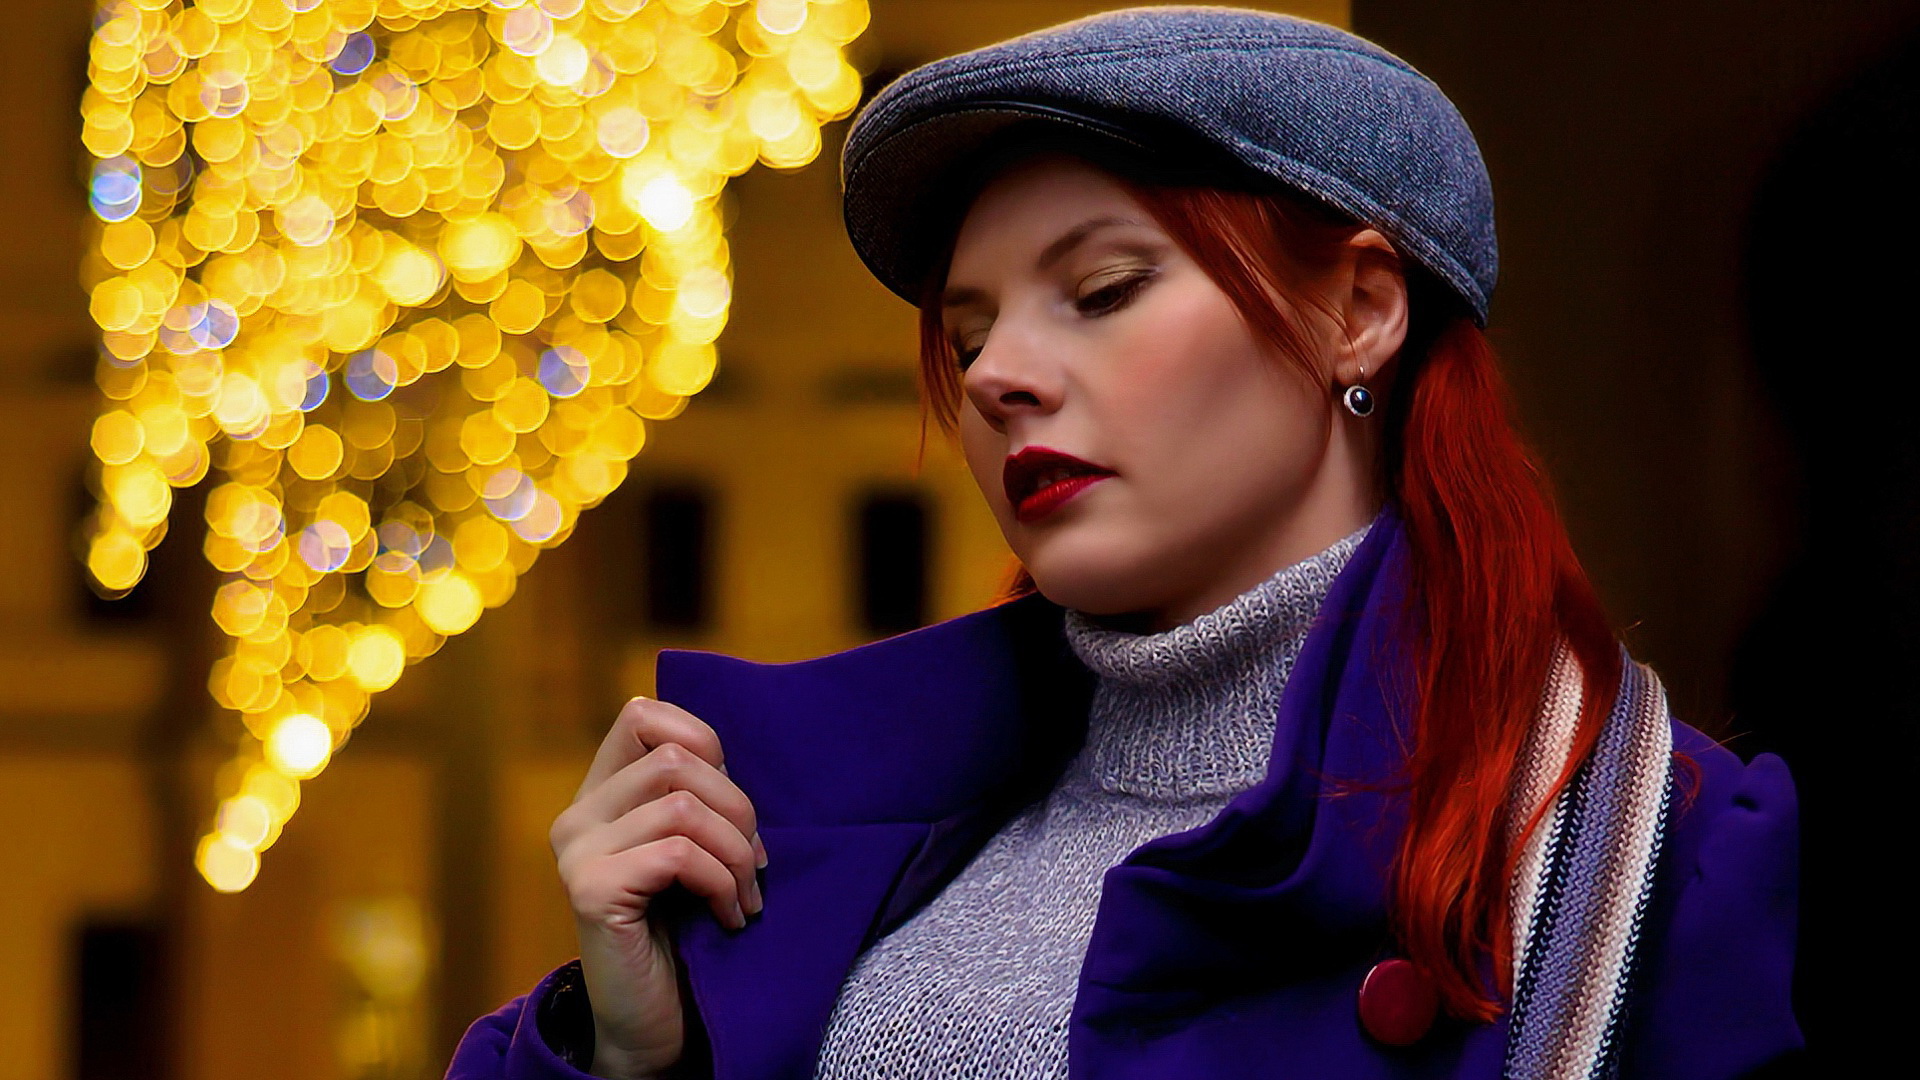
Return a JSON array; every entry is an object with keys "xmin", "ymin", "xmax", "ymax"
[
  {"xmin": 745, "ymin": 878, "xmax": 763, "ymax": 916},
  {"xmin": 729, "ymin": 900, "xmax": 746, "ymax": 930},
  {"xmin": 752, "ymin": 831, "xmax": 768, "ymax": 869}
]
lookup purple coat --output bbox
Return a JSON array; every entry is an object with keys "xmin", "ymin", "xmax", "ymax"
[{"xmin": 448, "ymin": 510, "xmax": 1801, "ymax": 1079}]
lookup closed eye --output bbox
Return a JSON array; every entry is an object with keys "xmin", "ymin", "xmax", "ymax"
[
  {"xmin": 1075, "ymin": 270, "xmax": 1156, "ymax": 317},
  {"xmin": 952, "ymin": 270, "xmax": 1158, "ymax": 371}
]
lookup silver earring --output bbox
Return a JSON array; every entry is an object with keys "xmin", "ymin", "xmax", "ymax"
[{"xmin": 1342, "ymin": 364, "xmax": 1375, "ymax": 417}]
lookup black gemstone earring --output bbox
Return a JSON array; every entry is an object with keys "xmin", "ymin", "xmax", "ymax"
[{"xmin": 1342, "ymin": 364, "xmax": 1375, "ymax": 417}]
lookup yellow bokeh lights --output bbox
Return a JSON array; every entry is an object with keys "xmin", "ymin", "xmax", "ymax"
[
  {"xmin": 79, "ymin": 0, "xmax": 869, "ymax": 892},
  {"xmin": 265, "ymin": 712, "xmax": 333, "ymax": 777}
]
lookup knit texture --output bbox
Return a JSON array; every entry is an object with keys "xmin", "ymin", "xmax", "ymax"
[
  {"xmin": 1504, "ymin": 641, "xmax": 1675, "ymax": 1080},
  {"xmin": 811, "ymin": 520, "xmax": 1374, "ymax": 1079}
]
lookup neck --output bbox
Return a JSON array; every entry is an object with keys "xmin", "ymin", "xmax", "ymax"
[
  {"xmin": 1059, "ymin": 516, "xmax": 1373, "ymax": 799},
  {"xmin": 1130, "ymin": 494, "xmax": 1384, "ymax": 633}
]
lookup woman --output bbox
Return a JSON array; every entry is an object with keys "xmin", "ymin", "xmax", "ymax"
[{"xmin": 449, "ymin": 8, "xmax": 1799, "ymax": 1079}]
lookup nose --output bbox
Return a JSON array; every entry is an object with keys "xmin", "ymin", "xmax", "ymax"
[{"xmin": 960, "ymin": 326, "xmax": 1064, "ymax": 430}]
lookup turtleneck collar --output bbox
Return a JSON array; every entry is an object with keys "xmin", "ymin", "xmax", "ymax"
[{"xmin": 1056, "ymin": 516, "xmax": 1376, "ymax": 802}]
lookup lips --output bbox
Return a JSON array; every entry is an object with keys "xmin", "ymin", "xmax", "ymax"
[{"xmin": 1003, "ymin": 446, "xmax": 1115, "ymax": 523}]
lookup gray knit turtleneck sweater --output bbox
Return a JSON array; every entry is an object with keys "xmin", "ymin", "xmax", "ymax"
[{"xmin": 811, "ymin": 519, "xmax": 1374, "ymax": 1079}]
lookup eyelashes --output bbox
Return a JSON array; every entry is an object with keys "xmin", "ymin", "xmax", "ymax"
[
  {"xmin": 952, "ymin": 270, "xmax": 1157, "ymax": 371},
  {"xmin": 1074, "ymin": 269, "xmax": 1155, "ymax": 317}
]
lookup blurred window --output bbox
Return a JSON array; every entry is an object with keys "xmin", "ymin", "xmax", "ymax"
[
  {"xmin": 644, "ymin": 484, "xmax": 713, "ymax": 631},
  {"xmin": 73, "ymin": 920, "xmax": 167, "ymax": 1080},
  {"xmin": 856, "ymin": 490, "xmax": 928, "ymax": 635}
]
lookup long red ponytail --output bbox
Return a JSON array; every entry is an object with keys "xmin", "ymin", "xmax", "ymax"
[
  {"xmin": 912, "ymin": 176, "xmax": 1629, "ymax": 1021},
  {"xmin": 1386, "ymin": 315, "xmax": 1623, "ymax": 1020}
]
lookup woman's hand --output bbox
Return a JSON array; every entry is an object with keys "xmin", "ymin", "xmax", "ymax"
[{"xmin": 549, "ymin": 696, "xmax": 769, "ymax": 1079}]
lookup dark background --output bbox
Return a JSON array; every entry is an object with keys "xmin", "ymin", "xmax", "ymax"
[{"xmin": 1356, "ymin": 2, "xmax": 1920, "ymax": 1071}]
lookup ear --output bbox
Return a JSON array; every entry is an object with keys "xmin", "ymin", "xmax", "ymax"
[{"xmin": 1332, "ymin": 229, "xmax": 1409, "ymax": 385}]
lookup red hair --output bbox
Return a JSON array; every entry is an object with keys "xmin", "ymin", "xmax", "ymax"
[{"xmin": 911, "ymin": 175, "xmax": 1627, "ymax": 1021}]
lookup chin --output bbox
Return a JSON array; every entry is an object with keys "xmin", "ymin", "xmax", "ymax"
[{"xmin": 1018, "ymin": 546, "xmax": 1161, "ymax": 619}]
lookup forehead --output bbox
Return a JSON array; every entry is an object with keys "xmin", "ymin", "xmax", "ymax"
[
  {"xmin": 969, "ymin": 149, "xmax": 1130, "ymax": 202},
  {"xmin": 947, "ymin": 154, "xmax": 1148, "ymax": 265}
]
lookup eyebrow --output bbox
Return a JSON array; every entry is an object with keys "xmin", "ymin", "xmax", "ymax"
[{"xmin": 940, "ymin": 214, "xmax": 1150, "ymax": 308}]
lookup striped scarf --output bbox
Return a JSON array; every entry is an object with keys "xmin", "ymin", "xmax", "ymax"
[{"xmin": 1504, "ymin": 639, "xmax": 1676, "ymax": 1080}]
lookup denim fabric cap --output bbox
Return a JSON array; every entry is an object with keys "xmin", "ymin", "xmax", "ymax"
[{"xmin": 840, "ymin": 5, "xmax": 1498, "ymax": 327}]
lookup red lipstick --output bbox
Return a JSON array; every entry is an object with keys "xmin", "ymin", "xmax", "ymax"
[{"xmin": 1003, "ymin": 446, "xmax": 1115, "ymax": 524}]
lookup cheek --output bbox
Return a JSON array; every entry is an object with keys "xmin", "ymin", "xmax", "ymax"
[
  {"xmin": 957, "ymin": 405, "xmax": 1007, "ymax": 513},
  {"xmin": 1113, "ymin": 294, "xmax": 1322, "ymax": 485},
  {"xmin": 1098, "ymin": 343, "xmax": 1331, "ymax": 580}
]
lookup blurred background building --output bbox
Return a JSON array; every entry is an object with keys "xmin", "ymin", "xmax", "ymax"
[{"xmin": 1, "ymin": 1, "xmax": 1912, "ymax": 1077}]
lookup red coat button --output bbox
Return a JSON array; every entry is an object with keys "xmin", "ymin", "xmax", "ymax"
[{"xmin": 1357, "ymin": 957, "xmax": 1440, "ymax": 1046}]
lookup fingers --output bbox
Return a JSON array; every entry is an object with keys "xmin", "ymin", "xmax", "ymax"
[
  {"xmin": 577, "ymin": 696, "xmax": 725, "ymax": 800},
  {"xmin": 573, "ymin": 739, "xmax": 757, "ymax": 834},
  {"xmin": 555, "ymin": 697, "xmax": 768, "ymax": 933},
  {"xmin": 562, "ymin": 786, "xmax": 762, "ymax": 923},
  {"xmin": 570, "ymin": 834, "xmax": 751, "ymax": 932}
]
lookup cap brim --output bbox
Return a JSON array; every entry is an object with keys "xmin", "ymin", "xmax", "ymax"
[{"xmin": 842, "ymin": 102, "xmax": 1228, "ymax": 306}]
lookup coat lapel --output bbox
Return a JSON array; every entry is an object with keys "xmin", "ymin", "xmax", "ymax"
[
  {"xmin": 655, "ymin": 590, "xmax": 1092, "ymax": 1080},
  {"xmin": 1066, "ymin": 507, "xmax": 1510, "ymax": 1077}
]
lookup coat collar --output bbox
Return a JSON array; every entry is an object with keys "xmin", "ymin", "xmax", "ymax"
[
  {"xmin": 656, "ymin": 577, "xmax": 1094, "ymax": 832},
  {"xmin": 653, "ymin": 571, "xmax": 1097, "ymax": 1080}
]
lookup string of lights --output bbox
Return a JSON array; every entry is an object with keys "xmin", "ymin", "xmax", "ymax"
[{"xmin": 78, "ymin": 0, "xmax": 869, "ymax": 892}]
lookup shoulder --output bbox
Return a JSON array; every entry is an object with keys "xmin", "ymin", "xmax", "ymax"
[
  {"xmin": 654, "ymin": 590, "xmax": 1069, "ymax": 703},
  {"xmin": 1661, "ymin": 720, "xmax": 1800, "ymax": 952},
  {"xmin": 652, "ymin": 592, "xmax": 1091, "ymax": 827},
  {"xmin": 1672, "ymin": 719, "xmax": 1796, "ymax": 807},
  {"xmin": 1615, "ymin": 717, "xmax": 1802, "ymax": 1078}
]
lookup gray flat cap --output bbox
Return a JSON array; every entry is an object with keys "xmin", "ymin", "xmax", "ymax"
[{"xmin": 840, "ymin": 5, "xmax": 1497, "ymax": 326}]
